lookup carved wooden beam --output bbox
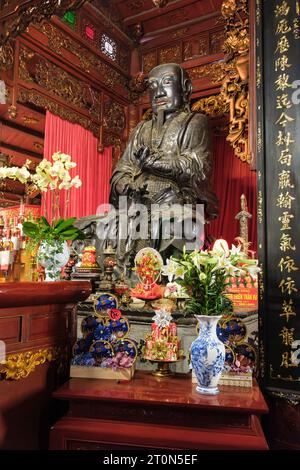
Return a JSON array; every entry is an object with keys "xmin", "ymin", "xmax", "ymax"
[{"xmin": 0, "ymin": 0, "xmax": 88, "ymax": 45}]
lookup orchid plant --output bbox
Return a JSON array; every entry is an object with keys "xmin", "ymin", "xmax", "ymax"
[
  {"xmin": 0, "ymin": 152, "xmax": 85, "ymax": 272},
  {"xmin": 169, "ymin": 245, "xmax": 260, "ymax": 317}
]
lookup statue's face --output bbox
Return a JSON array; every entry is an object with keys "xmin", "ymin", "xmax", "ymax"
[{"xmin": 148, "ymin": 64, "xmax": 185, "ymax": 115}]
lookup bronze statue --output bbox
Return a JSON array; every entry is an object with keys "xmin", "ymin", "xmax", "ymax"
[
  {"xmin": 101, "ymin": 63, "xmax": 218, "ymax": 268},
  {"xmin": 110, "ymin": 63, "xmax": 217, "ymax": 215}
]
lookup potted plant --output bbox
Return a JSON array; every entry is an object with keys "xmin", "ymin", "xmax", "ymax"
[
  {"xmin": 23, "ymin": 216, "xmax": 84, "ymax": 281},
  {"xmin": 171, "ymin": 244, "xmax": 259, "ymax": 395},
  {"xmin": 0, "ymin": 151, "xmax": 85, "ymax": 280}
]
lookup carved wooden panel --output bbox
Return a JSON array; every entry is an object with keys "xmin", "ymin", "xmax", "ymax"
[
  {"xmin": 103, "ymin": 98, "xmax": 126, "ymax": 135},
  {"xmin": 142, "ymin": 50, "xmax": 157, "ymax": 73},
  {"xmin": 159, "ymin": 43, "xmax": 181, "ymax": 64},
  {"xmin": 19, "ymin": 44, "xmax": 101, "ymax": 120},
  {"xmin": 0, "ymin": 315, "xmax": 22, "ymax": 344},
  {"xmin": 28, "ymin": 310, "xmax": 68, "ymax": 342},
  {"xmin": 183, "ymin": 36, "xmax": 209, "ymax": 61},
  {"xmin": 209, "ymin": 30, "xmax": 225, "ymax": 54}
]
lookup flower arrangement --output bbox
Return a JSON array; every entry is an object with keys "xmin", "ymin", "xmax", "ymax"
[
  {"xmin": 0, "ymin": 151, "xmax": 85, "ymax": 279},
  {"xmin": 71, "ymin": 309, "xmax": 138, "ymax": 371},
  {"xmin": 135, "ymin": 249, "xmax": 162, "ymax": 286},
  {"xmin": 171, "ymin": 245, "xmax": 260, "ymax": 317}
]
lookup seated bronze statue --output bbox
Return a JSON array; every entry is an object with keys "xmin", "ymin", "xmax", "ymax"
[{"xmin": 98, "ymin": 62, "xmax": 218, "ymax": 269}]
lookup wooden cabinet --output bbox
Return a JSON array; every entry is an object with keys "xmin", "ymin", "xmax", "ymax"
[{"xmin": 50, "ymin": 371, "xmax": 269, "ymax": 450}]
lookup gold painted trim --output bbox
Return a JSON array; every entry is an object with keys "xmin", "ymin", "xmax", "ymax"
[{"xmin": 0, "ymin": 346, "xmax": 61, "ymax": 381}]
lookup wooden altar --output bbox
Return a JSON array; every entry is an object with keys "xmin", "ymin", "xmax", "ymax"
[
  {"xmin": 50, "ymin": 371, "xmax": 269, "ymax": 450},
  {"xmin": 0, "ymin": 281, "xmax": 92, "ymax": 450}
]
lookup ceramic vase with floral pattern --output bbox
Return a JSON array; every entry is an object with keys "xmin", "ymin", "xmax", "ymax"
[
  {"xmin": 191, "ymin": 315, "xmax": 225, "ymax": 395},
  {"xmin": 38, "ymin": 240, "xmax": 69, "ymax": 281}
]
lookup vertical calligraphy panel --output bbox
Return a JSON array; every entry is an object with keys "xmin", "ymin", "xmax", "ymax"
[{"xmin": 257, "ymin": 0, "xmax": 300, "ymax": 393}]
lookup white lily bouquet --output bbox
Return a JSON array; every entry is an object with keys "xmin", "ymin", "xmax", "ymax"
[{"xmin": 167, "ymin": 245, "xmax": 260, "ymax": 317}]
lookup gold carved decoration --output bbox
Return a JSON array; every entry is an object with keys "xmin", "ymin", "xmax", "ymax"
[
  {"xmin": 153, "ymin": 0, "xmax": 168, "ymax": 6},
  {"xmin": 159, "ymin": 44, "xmax": 181, "ymax": 64},
  {"xmin": 189, "ymin": 62, "xmax": 226, "ymax": 84},
  {"xmin": 7, "ymin": 105, "xmax": 17, "ymax": 119},
  {"xmin": 22, "ymin": 116, "xmax": 39, "ymax": 125},
  {"xmin": 192, "ymin": 94, "xmax": 229, "ymax": 118},
  {"xmin": 34, "ymin": 22, "xmax": 128, "ymax": 88},
  {"xmin": 143, "ymin": 51, "xmax": 156, "ymax": 74},
  {"xmin": 103, "ymin": 100, "xmax": 126, "ymax": 134},
  {"xmin": 18, "ymin": 89, "xmax": 99, "ymax": 137},
  {"xmin": 0, "ymin": 0, "xmax": 87, "ymax": 46},
  {"xmin": 19, "ymin": 45, "xmax": 101, "ymax": 119},
  {"xmin": 127, "ymin": 72, "xmax": 147, "ymax": 103},
  {"xmin": 0, "ymin": 346, "xmax": 60, "ymax": 380},
  {"xmin": 221, "ymin": 0, "xmax": 250, "ymax": 163},
  {"xmin": 0, "ymin": 40, "xmax": 14, "ymax": 70},
  {"xmin": 172, "ymin": 28, "xmax": 189, "ymax": 39}
]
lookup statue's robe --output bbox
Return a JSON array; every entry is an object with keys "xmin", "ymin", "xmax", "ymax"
[
  {"xmin": 110, "ymin": 110, "xmax": 218, "ymax": 215},
  {"xmin": 97, "ymin": 110, "xmax": 218, "ymax": 268}
]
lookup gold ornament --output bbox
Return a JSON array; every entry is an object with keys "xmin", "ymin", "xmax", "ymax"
[{"xmin": 0, "ymin": 346, "xmax": 61, "ymax": 380}]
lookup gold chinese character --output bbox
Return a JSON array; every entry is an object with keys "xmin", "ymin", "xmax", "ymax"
[
  {"xmin": 275, "ymin": 74, "xmax": 292, "ymax": 91},
  {"xmin": 278, "ymin": 255, "xmax": 298, "ymax": 272},
  {"xmin": 280, "ymin": 351, "xmax": 296, "ymax": 368},
  {"xmin": 275, "ymin": 55, "xmax": 292, "ymax": 72},
  {"xmin": 297, "ymin": 1, "xmax": 300, "ymax": 15},
  {"xmin": 276, "ymin": 93, "xmax": 292, "ymax": 108},
  {"xmin": 277, "ymin": 192, "xmax": 295, "ymax": 209},
  {"xmin": 276, "ymin": 19, "xmax": 292, "ymax": 34},
  {"xmin": 279, "ymin": 326, "xmax": 295, "ymax": 346},
  {"xmin": 278, "ymin": 170, "xmax": 294, "ymax": 189},
  {"xmin": 278, "ymin": 149, "xmax": 292, "ymax": 165},
  {"xmin": 275, "ymin": 112, "xmax": 295, "ymax": 127},
  {"xmin": 276, "ymin": 36, "xmax": 290, "ymax": 54},
  {"xmin": 276, "ymin": 131, "xmax": 295, "ymax": 146},
  {"xmin": 279, "ymin": 211, "xmax": 294, "ymax": 230},
  {"xmin": 280, "ymin": 233, "xmax": 296, "ymax": 252},
  {"xmin": 293, "ymin": 18, "xmax": 300, "ymax": 39},
  {"xmin": 280, "ymin": 299, "xmax": 296, "ymax": 321},
  {"xmin": 279, "ymin": 277, "xmax": 298, "ymax": 294},
  {"xmin": 275, "ymin": 0, "xmax": 290, "ymax": 17}
]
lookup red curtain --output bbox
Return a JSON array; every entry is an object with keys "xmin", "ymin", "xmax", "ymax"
[
  {"xmin": 207, "ymin": 135, "xmax": 257, "ymax": 254},
  {"xmin": 43, "ymin": 111, "xmax": 112, "ymax": 219}
]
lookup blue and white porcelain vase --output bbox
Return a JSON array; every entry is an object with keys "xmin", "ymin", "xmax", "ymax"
[{"xmin": 191, "ymin": 315, "xmax": 225, "ymax": 395}]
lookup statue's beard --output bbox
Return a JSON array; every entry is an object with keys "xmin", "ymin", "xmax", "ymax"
[{"xmin": 156, "ymin": 109, "xmax": 165, "ymax": 128}]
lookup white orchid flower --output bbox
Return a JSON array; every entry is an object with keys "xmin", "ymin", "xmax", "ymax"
[
  {"xmin": 70, "ymin": 175, "xmax": 82, "ymax": 188},
  {"xmin": 64, "ymin": 161, "xmax": 77, "ymax": 170}
]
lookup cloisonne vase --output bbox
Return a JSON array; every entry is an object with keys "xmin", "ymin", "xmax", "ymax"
[{"xmin": 190, "ymin": 315, "xmax": 225, "ymax": 395}]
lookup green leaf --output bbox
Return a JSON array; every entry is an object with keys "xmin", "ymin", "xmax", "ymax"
[
  {"xmin": 22, "ymin": 222, "xmax": 39, "ymax": 239},
  {"xmin": 54, "ymin": 218, "xmax": 77, "ymax": 233},
  {"xmin": 39, "ymin": 216, "xmax": 51, "ymax": 228}
]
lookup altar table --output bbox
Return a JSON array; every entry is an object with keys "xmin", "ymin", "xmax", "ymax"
[{"xmin": 50, "ymin": 371, "xmax": 269, "ymax": 450}]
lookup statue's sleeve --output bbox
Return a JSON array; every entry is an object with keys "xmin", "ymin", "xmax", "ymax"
[
  {"xmin": 177, "ymin": 113, "xmax": 218, "ymax": 216},
  {"xmin": 109, "ymin": 122, "xmax": 144, "ymax": 206},
  {"xmin": 175, "ymin": 112, "xmax": 212, "ymax": 186}
]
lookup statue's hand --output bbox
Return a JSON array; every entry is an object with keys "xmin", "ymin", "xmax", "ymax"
[
  {"xmin": 134, "ymin": 146, "xmax": 152, "ymax": 168},
  {"xmin": 127, "ymin": 182, "xmax": 148, "ymax": 200}
]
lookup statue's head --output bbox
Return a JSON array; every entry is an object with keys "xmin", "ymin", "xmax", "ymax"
[{"xmin": 148, "ymin": 63, "xmax": 192, "ymax": 116}]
